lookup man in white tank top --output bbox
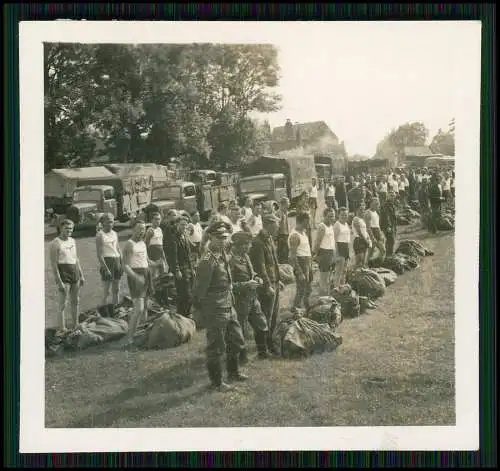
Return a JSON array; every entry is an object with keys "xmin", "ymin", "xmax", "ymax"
[
  {"xmin": 187, "ymin": 210, "xmax": 204, "ymax": 264},
  {"xmin": 49, "ymin": 219, "xmax": 85, "ymax": 331},
  {"xmin": 145, "ymin": 212, "xmax": 167, "ymax": 281},
  {"xmin": 96, "ymin": 213, "xmax": 123, "ymax": 317},
  {"xmin": 365, "ymin": 197, "xmax": 386, "ymax": 263},
  {"xmin": 289, "ymin": 212, "xmax": 313, "ymax": 310},
  {"xmin": 247, "ymin": 202, "xmax": 263, "ymax": 236},
  {"xmin": 313, "ymin": 207, "xmax": 336, "ymax": 295},
  {"xmin": 122, "ymin": 219, "xmax": 161, "ymax": 348}
]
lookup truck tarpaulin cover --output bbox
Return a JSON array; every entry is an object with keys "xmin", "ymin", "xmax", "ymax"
[{"xmin": 44, "ymin": 167, "xmax": 118, "ymax": 198}]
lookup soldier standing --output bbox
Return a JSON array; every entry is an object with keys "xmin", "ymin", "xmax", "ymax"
[
  {"xmin": 192, "ymin": 221, "xmax": 247, "ymax": 392},
  {"xmin": 275, "ymin": 196, "xmax": 290, "ymax": 264},
  {"xmin": 230, "ymin": 231, "xmax": 270, "ymax": 363},
  {"xmin": 249, "ymin": 213, "xmax": 282, "ymax": 355}
]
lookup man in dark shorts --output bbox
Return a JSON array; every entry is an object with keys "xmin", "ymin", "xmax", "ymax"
[
  {"xmin": 365, "ymin": 197, "xmax": 386, "ymax": 263},
  {"xmin": 192, "ymin": 221, "xmax": 247, "ymax": 392}
]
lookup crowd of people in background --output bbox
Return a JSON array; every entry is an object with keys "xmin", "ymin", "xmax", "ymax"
[{"xmin": 48, "ymin": 165, "xmax": 454, "ymax": 391}]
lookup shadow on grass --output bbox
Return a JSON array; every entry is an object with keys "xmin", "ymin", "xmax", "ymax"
[{"xmin": 66, "ymin": 356, "xmax": 208, "ymax": 428}]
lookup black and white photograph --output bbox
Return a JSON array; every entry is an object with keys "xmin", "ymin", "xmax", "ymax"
[{"xmin": 20, "ymin": 21, "xmax": 480, "ymax": 452}]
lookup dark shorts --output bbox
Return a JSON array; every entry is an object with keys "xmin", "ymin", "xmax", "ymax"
[
  {"xmin": 127, "ymin": 267, "xmax": 153, "ymax": 299},
  {"xmin": 309, "ymin": 197, "xmax": 318, "ymax": 209},
  {"xmin": 58, "ymin": 264, "xmax": 80, "ymax": 285},
  {"xmin": 147, "ymin": 244, "xmax": 164, "ymax": 262},
  {"xmin": 336, "ymin": 242, "xmax": 350, "ymax": 260},
  {"xmin": 317, "ymin": 248, "xmax": 335, "ymax": 272},
  {"xmin": 443, "ymin": 190, "xmax": 452, "ymax": 201},
  {"xmin": 100, "ymin": 257, "xmax": 123, "ymax": 281},
  {"xmin": 353, "ymin": 237, "xmax": 369, "ymax": 255}
]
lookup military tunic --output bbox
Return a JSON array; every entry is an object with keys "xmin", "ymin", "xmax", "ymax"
[
  {"xmin": 229, "ymin": 252, "xmax": 269, "ymax": 340},
  {"xmin": 192, "ymin": 249, "xmax": 245, "ymax": 370}
]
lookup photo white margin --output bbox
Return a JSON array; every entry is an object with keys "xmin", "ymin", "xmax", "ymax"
[{"xmin": 19, "ymin": 20, "xmax": 481, "ymax": 453}]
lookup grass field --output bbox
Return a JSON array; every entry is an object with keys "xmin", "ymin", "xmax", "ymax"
[{"xmin": 45, "ymin": 223, "xmax": 455, "ymax": 428}]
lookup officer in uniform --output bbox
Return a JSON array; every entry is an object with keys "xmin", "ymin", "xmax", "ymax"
[
  {"xmin": 229, "ymin": 231, "xmax": 270, "ymax": 363},
  {"xmin": 192, "ymin": 220, "xmax": 247, "ymax": 392}
]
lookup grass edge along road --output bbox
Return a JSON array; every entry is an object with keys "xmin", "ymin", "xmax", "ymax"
[{"xmin": 45, "ymin": 227, "xmax": 455, "ymax": 428}]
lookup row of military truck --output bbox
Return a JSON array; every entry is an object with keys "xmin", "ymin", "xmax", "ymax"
[{"xmin": 44, "ymin": 153, "xmax": 391, "ymax": 232}]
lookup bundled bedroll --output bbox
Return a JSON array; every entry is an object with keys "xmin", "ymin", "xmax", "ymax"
[
  {"xmin": 272, "ymin": 313, "xmax": 343, "ymax": 359},
  {"xmin": 346, "ymin": 268, "xmax": 386, "ymax": 300},
  {"xmin": 45, "ymin": 314, "xmax": 129, "ymax": 356},
  {"xmin": 278, "ymin": 264, "xmax": 295, "ymax": 285},
  {"xmin": 306, "ymin": 296, "xmax": 342, "ymax": 328},
  {"xmin": 437, "ymin": 211, "xmax": 455, "ymax": 231},
  {"xmin": 396, "ymin": 239, "xmax": 434, "ymax": 258},
  {"xmin": 370, "ymin": 267, "xmax": 398, "ymax": 287},
  {"xmin": 330, "ymin": 284, "xmax": 361, "ymax": 319},
  {"xmin": 380, "ymin": 253, "xmax": 421, "ymax": 274},
  {"xmin": 134, "ymin": 309, "xmax": 197, "ymax": 350}
]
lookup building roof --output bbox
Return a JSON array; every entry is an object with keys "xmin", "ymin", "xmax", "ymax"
[
  {"xmin": 271, "ymin": 121, "xmax": 338, "ymax": 142},
  {"xmin": 403, "ymin": 146, "xmax": 433, "ymax": 157},
  {"xmin": 50, "ymin": 166, "xmax": 117, "ymax": 180}
]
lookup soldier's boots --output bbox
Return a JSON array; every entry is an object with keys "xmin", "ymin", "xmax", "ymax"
[
  {"xmin": 208, "ymin": 360, "xmax": 234, "ymax": 392},
  {"xmin": 255, "ymin": 331, "xmax": 271, "ymax": 359},
  {"xmin": 239, "ymin": 349, "xmax": 249, "ymax": 365},
  {"xmin": 107, "ymin": 304, "xmax": 116, "ymax": 317},
  {"xmin": 226, "ymin": 356, "xmax": 248, "ymax": 383}
]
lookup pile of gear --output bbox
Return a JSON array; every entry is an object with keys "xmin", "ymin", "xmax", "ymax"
[
  {"xmin": 396, "ymin": 205, "xmax": 422, "ymax": 226},
  {"xmin": 437, "ymin": 208, "xmax": 455, "ymax": 231},
  {"xmin": 270, "ymin": 239, "xmax": 434, "ymax": 360}
]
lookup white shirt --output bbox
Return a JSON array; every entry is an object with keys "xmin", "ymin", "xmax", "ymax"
[
  {"xmin": 378, "ymin": 182, "xmax": 388, "ymax": 193},
  {"xmin": 366, "ymin": 209, "xmax": 380, "ymax": 229},
  {"xmin": 53, "ymin": 237, "xmax": 78, "ymax": 264},
  {"xmin": 404, "ymin": 177, "xmax": 410, "ymax": 188},
  {"xmin": 98, "ymin": 229, "xmax": 120, "ymax": 258},
  {"xmin": 147, "ymin": 226, "xmax": 163, "ymax": 247},
  {"xmin": 417, "ymin": 174, "xmax": 423, "ymax": 183},
  {"xmin": 248, "ymin": 214, "xmax": 263, "ymax": 236},
  {"xmin": 326, "ymin": 185, "xmax": 335, "ymax": 197},
  {"xmin": 128, "ymin": 240, "xmax": 149, "ymax": 269},
  {"xmin": 443, "ymin": 178, "xmax": 451, "ymax": 191},
  {"xmin": 230, "ymin": 220, "xmax": 242, "ymax": 234},
  {"xmin": 289, "ymin": 230, "xmax": 311, "ymax": 257},
  {"xmin": 310, "ymin": 185, "xmax": 318, "ymax": 199},
  {"xmin": 333, "ymin": 221, "xmax": 351, "ymax": 243},
  {"xmin": 398, "ymin": 180, "xmax": 405, "ymax": 191},
  {"xmin": 188, "ymin": 222, "xmax": 203, "ymax": 244},
  {"xmin": 352, "ymin": 216, "xmax": 369, "ymax": 240},
  {"xmin": 318, "ymin": 223, "xmax": 336, "ymax": 250},
  {"xmin": 241, "ymin": 207, "xmax": 253, "ymax": 219}
]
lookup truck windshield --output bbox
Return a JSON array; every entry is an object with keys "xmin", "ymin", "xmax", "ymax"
[
  {"xmin": 73, "ymin": 190, "xmax": 101, "ymax": 202},
  {"xmin": 240, "ymin": 178, "xmax": 273, "ymax": 193},
  {"xmin": 152, "ymin": 186, "xmax": 180, "ymax": 201}
]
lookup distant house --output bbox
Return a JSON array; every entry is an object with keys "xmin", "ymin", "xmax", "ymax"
[
  {"xmin": 403, "ymin": 146, "xmax": 442, "ymax": 167},
  {"xmin": 270, "ymin": 119, "xmax": 345, "ymax": 157}
]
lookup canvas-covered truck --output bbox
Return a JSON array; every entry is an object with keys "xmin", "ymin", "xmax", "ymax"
[
  {"xmin": 238, "ymin": 152, "xmax": 317, "ymax": 207},
  {"xmin": 54, "ymin": 163, "xmax": 170, "ymax": 231},
  {"xmin": 314, "ymin": 153, "xmax": 348, "ymax": 186},
  {"xmin": 237, "ymin": 173, "xmax": 287, "ymax": 210},
  {"xmin": 142, "ymin": 181, "xmax": 198, "ymax": 223},
  {"xmin": 189, "ymin": 169, "xmax": 238, "ymax": 220},
  {"xmin": 44, "ymin": 166, "xmax": 120, "ymax": 216}
]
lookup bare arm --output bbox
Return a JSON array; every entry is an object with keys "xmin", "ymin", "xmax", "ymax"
[
  {"xmin": 364, "ymin": 210, "xmax": 375, "ymax": 241},
  {"xmin": 76, "ymin": 257, "xmax": 85, "ymax": 282},
  {"xmin": 313, "ymin": 224, "xmax": 325, "ymax": 257},
  {"xmin": 96, "ymin": 232, "xmax": 110, "ymax": 272},
  {"xmin": 122, "ymin": 241, "xmax": 137, "ymax": 278},
  {"xmin": 49, "ymin": 242, "xmax": 64, "ymax": 289},
  {"xmin": 144, "ymin": 227, "xmax": 154, "ymax": 247}
]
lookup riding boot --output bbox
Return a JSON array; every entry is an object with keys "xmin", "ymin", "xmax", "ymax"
[
  {"xmin": 267, "ymin": 332, "xmax": 279, "ymax": 356},
  {"xmin": 226, "ymin": 355, "xmax": 248, "ymax": 382},
  {"xmin": 239, "ymin": 348, "xmax": 249, "ymax": 365},
  {"xmin": 107, "ymin": 304, "xmax": 115, "ymax": 317},
  {"xmin": 255, "ymin": 331, "xmax": 270, "ymax": 359}
]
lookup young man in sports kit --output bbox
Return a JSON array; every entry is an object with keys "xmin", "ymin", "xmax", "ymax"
[
  {"xmin": 365, "ymin": 197, "xmax": 386, "ymax": 263},
  {"xmin": 49, "ymin": 219, "xmax": 85, "ymax": 331},
  {"xmin": 96, "ymin": 213, "xmax": 123, "ymax": 317},
  {"xmin": 145, "ymin": 212, "xmax": 167, "ymax": 281},
  {"xmin": 122, "ymin": 219, "xmax": 162, "ymax": 348},
  {"xmin": 351, "ymin": 201, "xmax": 372, "ymax": 269},
  {"xmin": 313, "ymin": 207, "xmax": 337, "ymax": 296},
  {"xmin": 333, "ymin": 207, "xmax": 351, "ymax": 288}
]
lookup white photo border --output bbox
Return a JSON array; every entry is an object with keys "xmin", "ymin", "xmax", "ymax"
[{"xmin": 19, "ymin": 20, "xmax": 481, "ymax": 453}]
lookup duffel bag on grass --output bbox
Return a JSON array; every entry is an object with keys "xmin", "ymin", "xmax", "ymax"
[
  {"xmin": 147, "ymin": 311, "xmax": 196, "ymax": 350},
  {"xmin": 331, "ymin": 284, "xmax": 361, "ymax": 319},
  {"xmin": 306, "ymin": 296, "xmax": 342, "ymax": 328},
  {"xmin": 396, "ymin": 239, "xmax": 434, "ymax": 257},
  {"xmin": 437, "ymin": 217, "xmax": 454, "ymax": 231},
  {"xmin": 381, "ymin": 255, "xmax": 407, "ymax": 275},
  {"xmin": 278, "ymin": 264, "xmax": 295, "ymax": 285},
  {"xmin": 371, "ymin": 267, "xmax": 398, "ymax": 286},
  {"xmin": 346, "ymin": 268, "xmax": 386, "ymax": 299},
  {"xmin": 88, "ymin": 316, "xmax": 129, "ymax": 342},
  {"xmin": 272, "ymin": 314, "xmax": 343, "ymax": 359}
]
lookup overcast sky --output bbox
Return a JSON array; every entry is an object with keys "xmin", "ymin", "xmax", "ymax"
[{"xmin": 253, "ymin": 22, "xmax": 462, "ymax": 156}]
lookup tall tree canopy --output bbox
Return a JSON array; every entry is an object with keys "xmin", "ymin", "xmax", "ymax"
[
  {"xmin": 388, "ymin": 121, "xmax": 429, "ymax": 157},
  {"xmin": 44, "ymin": 43, "xmax": 282, "ymax": 172},
  {"xmin": 429, "ymin": 129, "xmax": 455, "ymax": 156}
]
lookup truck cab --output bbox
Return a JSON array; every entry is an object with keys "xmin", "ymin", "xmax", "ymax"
[
  {"xmin": 237, "ymin": 173, "xmax": 286, "ymax": 210},
  {"xmin": 64, "ymin": 185, "xmax": 117, "ymax": 230},
  {"xmin": 142, "ymin": 181, "xmax": 197, "ymax": 222}
]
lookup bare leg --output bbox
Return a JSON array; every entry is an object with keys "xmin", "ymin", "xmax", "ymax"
[
  {"xmin": 319, "ymin": 271, "xmax": 330, "ymax": 296},
  {"xmin": 125, "ymin": 298, "xmax": 144, "ymax": 345},
  {"xmin": 57, "ymin": 284, "xmax": 70, "ymax": 331},
  {"xmin": 102, "ymin": 280, "xmax": 112, "ymax": 307},
  {"xmin": 69, "ymin": 283, "xmax": 81, "ymax": 328},
  {"xmin": 111, "ymin": 279, "xmax": 120, "ymax": 306}
]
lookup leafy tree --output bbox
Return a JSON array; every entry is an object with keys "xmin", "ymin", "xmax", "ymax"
[
  {"xmin": 429, "ymin": 129, "xmax": 455, "ymax": 156},
  {"xmin": 388, "ymin": 121, "xmax": 429, "ymax": 158}
]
